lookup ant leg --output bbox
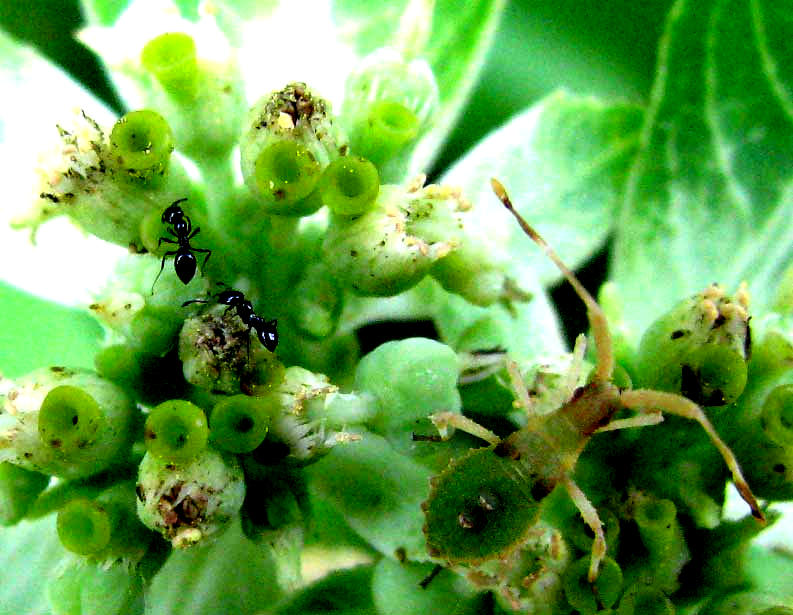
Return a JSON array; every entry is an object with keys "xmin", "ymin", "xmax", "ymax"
[
  {"xmin": 151, "ymin": 250, "xmax": 178, "ymax": 294},
  {"xmin": 157, "ymin": 236, "xmax": 177, "ymax": 248},
  {"xmin": 427, "ymin": 412, "xmax": 500, "ymax": 445},
  {"xmin": 193, "ymin": 247, "xmax": 212, "ymax": 272},
  {"xmin": 562, "ymin": 476, "xmax": 606, "ymax": 582},
  {"xmin": 619, "ymin": 388, "xmax": 765, "ymax": 522},
  {"xmin": 492, "ymin": 178, "xmax": 614, "ymax": 384}
]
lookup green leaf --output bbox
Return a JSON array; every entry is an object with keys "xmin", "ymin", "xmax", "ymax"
[
  {"xmin": 0, "ymin": 283, "xmax": 103, "ymax": 378},
  {"xmin": 0, "ymin": 515, "xmax": 67, "ymax": 614},
  {"xmin": 331, "ymin": 0, "xmax": 506, "ymax": 170},
  {"xmin": 273, "ymin": 564, "xmax": 377, "ymax": 615},
  {"xmin": 612, "ymin": 0, "xmax": 793, "ymax": 340},
  {"xmin": 79, "ymin": 0, "xmax": 131, "ymax": 26},
  {"xmin": 47, "ymin": 556, "xmax": 145, "ymax": 615},
  {"xmin": 306, "ymin": 432, "xmax": 433, "ymax": 562},
  {"xmin": 442, "ymin": 90, "xmax": 643, "ymax": 285},
  {"xmin": 746, "ymin": 545, "xmax": 793, "ymax": 603},
  {"xmin": 145, "ymin": 518, "xmax": 282, "ymax": 615}
]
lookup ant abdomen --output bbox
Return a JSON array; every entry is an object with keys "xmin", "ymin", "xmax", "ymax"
[{"xmin": 423, "ymin": 445, "xmax": 543, "ymax": 564}]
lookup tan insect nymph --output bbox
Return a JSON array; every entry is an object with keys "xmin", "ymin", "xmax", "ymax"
[{"xmin": 421, "ymin": 179, "xmax": 764, "ymax": 583}]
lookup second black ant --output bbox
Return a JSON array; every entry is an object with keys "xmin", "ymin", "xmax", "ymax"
[
  {"xmin": 151, "ymin": 198, "xmax": 212, "ymax": 293},
  {"xmin": 182, "ymin": 287, "xmax": 279, "ymax": 353}
]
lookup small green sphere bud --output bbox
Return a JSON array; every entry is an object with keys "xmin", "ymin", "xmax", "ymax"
[
  {"xmin": 354, "ymin": 338, "xmax": 461, "ymax": 438},
  {"xmin": 144, "ymin": 400, "xmax": 208, "ymax": 464},
  {"xmin": 210, "ymin": 395, "xmax": 272, "ymax": 453},
  {"xmin": 56, "ymin": 498, "xmax": 112, "ymax": 555},
  {"xmin": 38, "ymin": 385, "xmax": 103, "ymax": 453},
  {"xmin": 141, "ymin": 32, "xmax": 198, "ymax": 103},
  {"xmin": 319, "ymin": 156, "xmax": 380, "ymax": 215},
  {"xmin": 252, "ymin": 140, "xmax": 322, "ymax": 215},
  {"xmin": 562, "ymin": 556, "xmax": 622, "ymax": 613},
  {"xmin": 108, "ymin": 110, "xmax": 174, "ymax": 181}
]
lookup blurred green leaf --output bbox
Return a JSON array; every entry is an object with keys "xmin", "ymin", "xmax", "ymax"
[
  {"xmin": 79, "ymin": 0, "xmax": 131, "ymax": 25},
  {"xmin": 0, "ymin": 283, "xmax": 103, "ymax": 378},
  {"xmin": 0, "ymin": 515, "xmax": 67, "ymax": 614},
  {"xmin": 47, "ymin": 556, "xmax": 144, "ymax": 615},
  {"xmin": 612, "ymin": 0, "xmax": 793, "ymax": 341},
  {"xmin": 145, "ymin": 518, "xmax": 282, "ymax": 615},
  {"xmin": 273, "ymin": 564, "xmax": 377, "ymax": 615},
  {"xmin": 442, "ymin": 90, "xmax": 643, "ymax": 285}
]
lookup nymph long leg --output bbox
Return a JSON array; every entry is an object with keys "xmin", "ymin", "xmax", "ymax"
[
  {"xmin": 594, "ymin": 412, "xmax": 663, "ymax": 433},
  {"xmin": 619, "ymin": 388, "xmax": 764, "ymax": 522},
  {"xmin": 562, "ymin": 476, "xmax": 606, "ymax": 582},
  {"xmin": 427, "ymin": 412, "xmax": 501, "ymax": 445},
  {"xmin": 491, "ymin": 178, "xmax": 614, "ymax": 384}
]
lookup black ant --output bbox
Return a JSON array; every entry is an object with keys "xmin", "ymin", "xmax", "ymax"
[
  {"xmin": 151, "ymin": 198, "xmax": 212, "ymax": 293},
  {"xmin": 182, "ymin": 286, "xmax": 279, "ymax": 353}
]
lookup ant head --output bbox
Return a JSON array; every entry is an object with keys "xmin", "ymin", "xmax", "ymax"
[{"xmin": 162, "ymin": 198, "xmax": 188, "ymax": 224}]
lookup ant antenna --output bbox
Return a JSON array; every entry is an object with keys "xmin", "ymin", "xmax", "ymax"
[{"xmin": 491, "ymin": 178, "xmax": 614, "ymax": 383}]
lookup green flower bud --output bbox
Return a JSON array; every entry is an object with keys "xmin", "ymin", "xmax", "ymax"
[
  {"xmin": 56, "ymin": 481, "xmax": 152, "ymax": 564},
  {"xmin": 178, "ymin": 305, "xmax": 283, "ymax": 394},
  {"xmin": 144, "ymin": 400, "xmax": 209, "ymax": 464},
  {"xmin": 244, "ymin": 367, "xmax": 360, "ymax": 469},
  {"xmin": 141, "ymin": 32, "xmax": 199, "ymax": 104},
  {"xmin": 354, "ymin": 337, "xmax": 461, "ymax": 439},
  {"xmin": 210, "ymin": 394, "xmax": 271, "ymax": 454},
  {"xmin": 139, "ymin": 33, "xmax": 246, "ymax": 158},
  {"xmin": 342, "ymin": 47, "xmax": 438, "ymax": 181},
  {"xmin": 318, "ymin": 155, "xmax": 380, "ymax": 216},
  {"xmin": 321, "ymin": 184, "xmax": 456, "ymax": 296},
  {"xmin": 408, "ymin": 182, "xmax": 516, "ymax": 306},
  {"xmin": 562, "ymin": 555, "xmax": 622, "ymax": 614},
  {"xmin": 107, "ymin": 110, "xmax": 174, "ymax": 182},
  {"xmin": 13, "ymin": 110, "xmax": 190, "ymax": 249},
  {"xmin": 57, "ymin": 497, "xmax": 114, "ymax": 555},
  {"xmin": 631, "ymin": 494, "xmax": 689, "ymax": 592},
  {"xmin": 0, "ymin": 462, "xmax": 49, "ymax": 525},
  {"xmin": 0, "ymin": 367, "xmax": 136, "ymax": 479},
  {"xmin": 135, "ymin": 448, "xmax": 245, "ymax": 548},
  {"xmin": 636, "ymin": 284, "xmax": 751, "ymax": 405},
  {"xmin": 241, "ymin": 83, "xmax": 347, "ymax": 213}
]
